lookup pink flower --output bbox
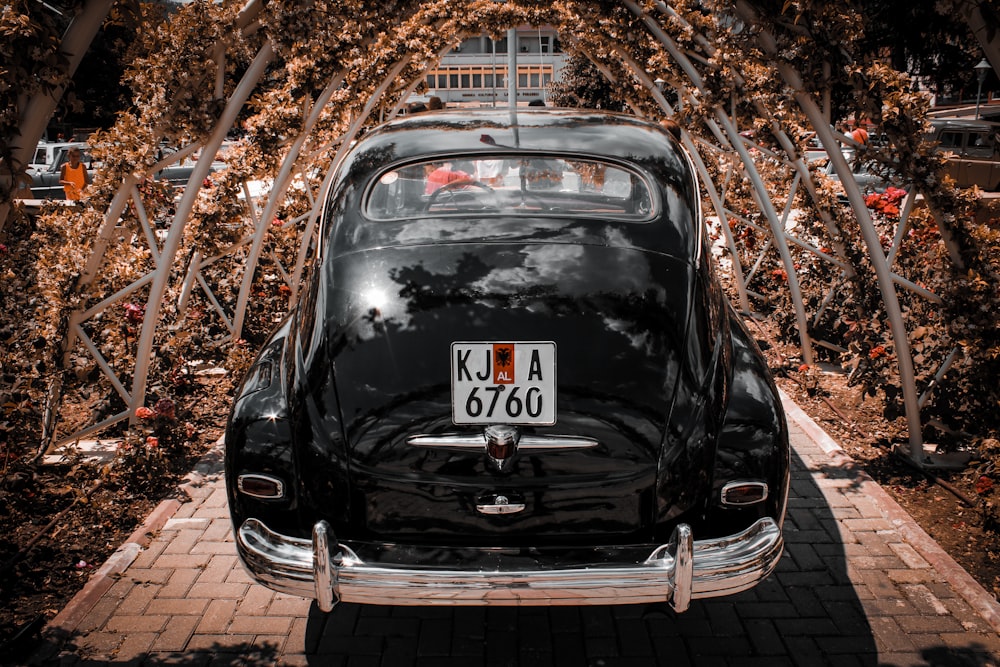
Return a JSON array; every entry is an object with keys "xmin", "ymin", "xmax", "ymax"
[
  {"xmin": 145, "ymin": 436, "xmax": 159, "ymax": 448},
  {"xmin": 135, "ymin": 406, "xmax": 155, "ymax": 419}
]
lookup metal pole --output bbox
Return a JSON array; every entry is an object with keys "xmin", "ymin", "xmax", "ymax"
[
  {"xmin": 507, "ymin": 28, "xmax": 517, "ymax": 107},
  {"xmin": 491, "ymin": 37, "xmax": 497, "ymax": 107},
  {"xmin": 975, "ymin": 59, "xmax": 990, "ymax": 120}
]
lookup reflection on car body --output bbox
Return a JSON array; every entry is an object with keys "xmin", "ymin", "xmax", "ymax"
[
  {"xmin": 369, "ymin": 155, "xmax": 650, "ymax": 219},
  {"xmin": 226, "ymin": 108, "xmax": 790, "ymax": 612}
]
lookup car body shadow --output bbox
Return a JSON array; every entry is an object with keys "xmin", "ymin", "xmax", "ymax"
[{"xmin": 293, "ymin": 448, "xmax": 895, "ymax": 665}]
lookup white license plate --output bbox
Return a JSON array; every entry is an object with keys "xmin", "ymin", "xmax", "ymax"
[{"xmin": 451, "ymin": 341, "xmax": 556, "ymax": 425}]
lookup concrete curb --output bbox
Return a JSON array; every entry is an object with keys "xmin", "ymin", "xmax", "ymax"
[{"xmin": 780, "ymin": 389, "xmax": 1000, "ymax": 635}]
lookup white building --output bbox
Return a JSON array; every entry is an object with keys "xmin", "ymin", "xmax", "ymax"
[{"xmin": 419, "ymin": 27, "xmax": 568, "ymax": 107}]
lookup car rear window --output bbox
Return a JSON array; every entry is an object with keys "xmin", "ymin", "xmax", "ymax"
[{"xmin": 364, "ymin": 155, "xmax": 655, "ymax": 221}]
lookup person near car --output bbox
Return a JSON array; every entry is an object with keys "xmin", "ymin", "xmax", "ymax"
[
  {"xmin": 59, "ymin": 147, "xmax": 90, "ymax": 200},
  {"xmin": 424, "ymin": 161, "xmax": 473, "ymax": 193}
]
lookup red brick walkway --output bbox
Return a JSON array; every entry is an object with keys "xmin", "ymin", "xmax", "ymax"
[{"xmin": 22, "ymin": 393, "xmax": 1000, "ymax": 666}]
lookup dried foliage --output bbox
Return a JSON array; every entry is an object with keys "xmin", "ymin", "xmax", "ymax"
[{"xmin": 0, "ymin": 0, "xmax": 999, "ymax": 543}]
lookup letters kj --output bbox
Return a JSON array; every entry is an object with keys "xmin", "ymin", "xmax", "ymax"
[{"xmin": 455, "ymin": 344, "xmax": 546, "ymax": 385}]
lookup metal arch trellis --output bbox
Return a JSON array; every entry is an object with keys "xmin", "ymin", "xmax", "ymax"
[{"xmin": 6, "ymin": 0, "xmax": 991, "ymax": 466}]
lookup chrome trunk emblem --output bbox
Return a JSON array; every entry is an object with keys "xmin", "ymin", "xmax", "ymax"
[{"xmin": 483, "ymin": 424, "xmax": 520, "ymax": 469}]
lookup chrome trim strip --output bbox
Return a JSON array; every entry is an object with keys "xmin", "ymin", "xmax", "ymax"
[
  {"xmin": 476, "ymin": 494, "xmax": 526, "ymax": 514},
  {"xmin": 235, "ymin": 517, "xmax": 783, "ymax": 611},
  {"xmin": 407, "ymin": 434, "xmax": 599, "ymax": 450}
]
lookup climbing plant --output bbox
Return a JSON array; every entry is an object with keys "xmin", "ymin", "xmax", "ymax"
[{"xmin": 0, "ymin": 0, "xmax": 998, "ymax": 473}]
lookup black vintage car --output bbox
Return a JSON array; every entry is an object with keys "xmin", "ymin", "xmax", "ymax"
[{"xmin": 225, "ymin": 109, "xmax": 789, "ymax": 612}]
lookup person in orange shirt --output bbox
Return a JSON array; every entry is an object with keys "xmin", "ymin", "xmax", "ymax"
[{"xmin": 59, "ymin": 147, "xmax": 90, "ymax": 200}]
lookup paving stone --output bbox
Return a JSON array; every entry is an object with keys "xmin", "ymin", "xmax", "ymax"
[
  {"xmin": 227, "ymin": 615, "xmax": 294, "ymax": 635},
  {"xmin": 115, "ymin": 582, "xmax": 159, "ymax": 616},
  {"xmin": 23, "ymin": 397, "xmax": 1000, "ymax": 667},
  {"xmin": 113, "ymin": 631, "xmax": 158, "ymax": 662},
  {"xmin": 887, "ymin": 541, "xmax": 931, "ymax": 569},
  {"xmin": 194, "ymin": 598, "xmax": 239, "ymax": 634},
  {"xmin": 158, "ymin": 567, "xmax": 199, "ymax": 598}
]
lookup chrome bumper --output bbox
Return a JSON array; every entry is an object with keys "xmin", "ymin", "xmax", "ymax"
[{"xmin": 236, "ymin": 517, "xmax": 783, "ymax": 612}]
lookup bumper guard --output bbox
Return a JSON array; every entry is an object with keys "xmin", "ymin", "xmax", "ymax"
[{"xmin": 236, "ymin": 517, "xmax": 783, "ymax": 612}]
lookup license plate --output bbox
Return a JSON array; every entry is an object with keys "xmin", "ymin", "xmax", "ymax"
[{"xmin": 451, "ymin": 341, "xmax": 556, "ymax": 425}]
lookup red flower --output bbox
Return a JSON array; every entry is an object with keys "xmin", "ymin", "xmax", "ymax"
[
  {"xmin": 869, "ymin": 345, "xmax": 887, "ymax": 359},
  {"xmin": 145, "ymin": 436, "xmax": 159, "ymax": 448},
  {"xmin": 798, "ymin": 363, "xmax": 810, "ymax": 372},
  {"xmin": 123, "ymin": 302, "xmax": 145, "ymax": 324},
  {"xmin": 976, "ymin": 476, "xmax": 994, "ymax": 494},
  {"xmin": 135, "ymin": 406, "xmax": 155, "ymax": 419}
]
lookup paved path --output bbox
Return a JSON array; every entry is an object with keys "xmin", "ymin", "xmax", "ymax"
[{"xmin": 21, "ymin": 393, "xmax": 1000, "ymax": 666}]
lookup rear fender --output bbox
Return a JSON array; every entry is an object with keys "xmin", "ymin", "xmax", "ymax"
[
  {"xmin": 709, "ymin": 312, "xmax": 790, "ymax": 535},
  {"xmin": 653, "ymin": 270, "xmax": 731, "ymax": 539},
  {"xmin": 225, "ymin": 320, "xmax": 299, "ymax": 531}
]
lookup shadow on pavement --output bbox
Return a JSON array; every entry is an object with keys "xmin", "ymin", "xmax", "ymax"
[
  {"xmin": 16, "ymin": 449, "xmax": 1000, "ymax": 666},
  {"xmin": 288, "ymin": 448, "xmax": 888, "ymax": 666}
]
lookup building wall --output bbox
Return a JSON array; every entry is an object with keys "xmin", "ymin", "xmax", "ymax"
[{"xmin": 420, "ymin": 28, "xmax": 568, "ymax": 106}]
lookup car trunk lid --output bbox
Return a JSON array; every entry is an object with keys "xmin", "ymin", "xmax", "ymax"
[{"xmin": 309, "ymin": 241, "xmax": 702, "ymax": 545}]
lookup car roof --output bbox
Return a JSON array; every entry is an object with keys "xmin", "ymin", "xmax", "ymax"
[
  {"xmin": 929, "ymin": 117, "xmax": 1000, "ymax": 132},
  {"xmin": 346, "ymin": 108, "xmax": 681, "ymax": 165}
]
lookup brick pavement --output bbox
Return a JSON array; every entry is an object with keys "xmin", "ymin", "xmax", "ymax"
[{"xmin": 20, "ymin": 392, "xmax": 1000, "ymax": 666}]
